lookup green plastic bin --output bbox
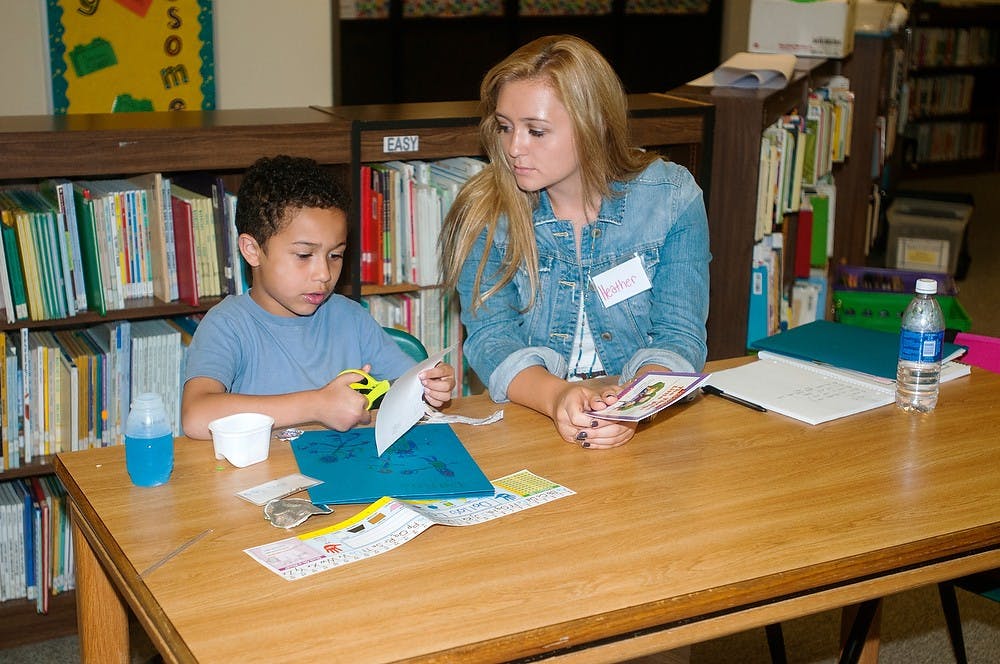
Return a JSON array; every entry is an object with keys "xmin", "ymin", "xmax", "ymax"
[{"xmin": 833, "ymin": 290, "xmax": 972, "ymax": 334}]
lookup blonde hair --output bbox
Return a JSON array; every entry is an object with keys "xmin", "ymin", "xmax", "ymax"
[{"xmin": 440, "ymin": 34, "xmax": 659, "ymax": 311}]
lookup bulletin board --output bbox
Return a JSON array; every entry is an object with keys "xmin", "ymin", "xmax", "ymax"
[{"xmin": 46, "ymin": 0, "xmax": 215, "ymax": 114}]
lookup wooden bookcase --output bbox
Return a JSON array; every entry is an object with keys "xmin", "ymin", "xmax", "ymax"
[
  {"xmin": 0, "ymin": 94, "xmax": 712, "ymax": 645},
  {"xmin": 838, "ymin": 33, "xmax": 901, "ymax": 263},
  {"xmin": 675, "ymin": 41, "xmax": 893, "ymax": 360},
  {"xmin": 675, "ymin": 69, "xmax": 828, "ymax": 359},
  {"xmin": 0, "ymin": 107, "xmax": 353, "ymax": 645},
  {"xmin": 898, "ymin": 1, "xmax": 1000, "ymax": 178}
]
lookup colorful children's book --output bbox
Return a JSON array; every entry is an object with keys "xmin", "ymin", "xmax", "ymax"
[
  {"xmin": 130, "ymin": 173, "xmax": 175, "ymax": 303},
  {"xmin": 588, "ymin": 371, "xmax": 708, "ymax": 422},
  {"xmin": 71, "ymin": 184, "xmax": 108, "ymax": 315},
  {"xmin": 169, "ymin": 194, "xmax": 199, "ymax": 306},
  {"xmin": 290, "ymin": 423, "xmax": 494, "ymax": 505}
]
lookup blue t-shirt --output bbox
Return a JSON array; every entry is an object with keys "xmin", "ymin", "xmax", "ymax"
[{"xmin": 183, "ymin": 292, "xmax": 415, "ymax": 395}]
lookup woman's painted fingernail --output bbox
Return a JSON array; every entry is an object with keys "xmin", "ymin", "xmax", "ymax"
[
  {"xmin": 590, "ymin": 419, "xmax": 598, "ymax": 428},
  {"xmin": 582, "ymin": 442, "xmax": 591, "ymax": 448},
  {"xmin": 576, "ymin": 431, "xmax": 587, "ymax": 441}
]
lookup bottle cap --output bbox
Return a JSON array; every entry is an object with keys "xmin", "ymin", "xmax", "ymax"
[
  {"xmin": 131, "ymin": 392, "xmax": 165, "ymax": 411},
  {"xmin": 915, "ymin": 278, "xmax": 938, "ymax": 295}
]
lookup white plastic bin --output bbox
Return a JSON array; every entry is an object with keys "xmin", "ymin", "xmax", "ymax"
[{"xmin": 886, "ymin": 196, "xmax": 972, "ymax": 276}]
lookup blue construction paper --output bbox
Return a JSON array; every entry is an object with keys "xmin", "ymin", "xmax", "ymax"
[{"xmin": 290, "ymin": 423, "xmax": 494, "ymax": 505}]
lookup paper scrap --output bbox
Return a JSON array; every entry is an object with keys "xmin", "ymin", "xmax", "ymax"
[
  {"xmin": 374, "ymin": 345, "xmax": 454, "ymax": 456},
  {"xmin": 236, "ymin": 473, "xmax": 323, "ymax": 506}
]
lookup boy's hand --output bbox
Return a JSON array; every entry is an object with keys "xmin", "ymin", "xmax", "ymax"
[
  {"xmin": 318, "ymin": 365, "xmax": 374, "ymax": 430},
  {"xmin": 419, "ymin": 363, "xmax": 456, "ymax": 407}
]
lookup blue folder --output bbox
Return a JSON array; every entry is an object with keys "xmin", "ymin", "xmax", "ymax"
[
  {"xmin": 750, "ymin": 319, "xmax": 968, "ymax": 381},
  {"xmin": 290, "ymin": 423, "xmax": 494, "ymax": 505}
]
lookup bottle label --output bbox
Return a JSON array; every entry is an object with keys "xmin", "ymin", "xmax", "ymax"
[{"xmin": 899, "ymin": 329, "xmax": 944, "ymax": 363}]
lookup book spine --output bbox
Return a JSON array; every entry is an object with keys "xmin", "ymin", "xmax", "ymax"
[
  {"xmin": 58, "ymin": 182, "xmax": 90, "ymax": 311},
  {"xmin": 42, "ymin": 185, "xmax": 79, "ymax": 317},
  {"xmin": 136, "ymin": 189, "xmax": 153, "ymax": 298},
  {"xmin": 133, "ymin": 175, "xmax": 170, "ymax": 303},
  {"xmin": 360, "ymin": 165, "xmax": 373, "ymax": 283},
  {"xmin": 20, "ymin": 329, "xmax": 31, "ymax": 464},
  {"xmin": 170, "ymin": 195, "xmax": 199, "ymax": 307},
  {"xmin": 12, "ymin": 208, "xmax": 45, "ymax": 320},
  {"xmin": 211, "ymin": 180, "xmax": 235, "ymax": 296},
  {"xmin": 70, "ymin": 186, "xmax": 107, "ymax": 316},
  {"xmin": 161, "ymin": 177, "xmax": 179, "ymax": 301},
  {"xmin": 0, "ymin": 222, "xmax": 30, "ymax": 321},
  {"xmin": 40, "ymin": 207, "xmax": 70, "ymax": 318}
]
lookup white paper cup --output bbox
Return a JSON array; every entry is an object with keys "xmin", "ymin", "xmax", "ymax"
[{"xmin": 208, "ymin": 413, "xmax": 275, "ymax": 468}]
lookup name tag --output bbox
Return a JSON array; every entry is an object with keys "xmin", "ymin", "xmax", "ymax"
[{"xmin": 591, "ymin": 255, "xmax": 651, "ymax": 307}]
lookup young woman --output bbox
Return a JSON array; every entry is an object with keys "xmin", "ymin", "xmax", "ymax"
[{"xmin": 440, "ymin": 35, "xmax": 710, "ymax": 449}]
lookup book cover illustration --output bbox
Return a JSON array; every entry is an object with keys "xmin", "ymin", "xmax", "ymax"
[
  {"xmin": 588, "ymin": 371, "xmax": 708, "ymax": 422},
  {"xmin": 46, "ymin": 0, "xmax": 215, "ymax": 114},
  {"xmin": 290, "ymin": 423, "xmax": 494, "ymax": 505}
]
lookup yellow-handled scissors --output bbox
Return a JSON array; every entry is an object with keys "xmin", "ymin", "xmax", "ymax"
[{"xmin": 337, "ymin": 369, "xmax": 390, "ymax": 410}]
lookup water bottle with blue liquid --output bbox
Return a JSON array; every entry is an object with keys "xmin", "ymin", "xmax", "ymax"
[{"xmin": 124, "ymin": 392, "xmax": 174, "ymax": 486}]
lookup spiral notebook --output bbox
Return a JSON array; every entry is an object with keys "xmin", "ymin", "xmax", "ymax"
[{"xmin": 707, "ymin": 351, "xmax": 971, "ymax": 426}]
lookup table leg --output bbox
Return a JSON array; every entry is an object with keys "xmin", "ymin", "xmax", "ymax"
[
  {"xmin": 73, "ymin": 518, "xmax": 130, "ymax": 664},
  {"xmin": 838, "ymin": 600, "xmax": 882, "ymax": 664}
]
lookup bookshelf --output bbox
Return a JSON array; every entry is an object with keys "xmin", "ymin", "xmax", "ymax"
[
  {"xmin": 0, "ymin": 107, "xmax": 354, "ymax": 473},
  {"xmin": 0, "ymin": 96, "xmax": 711, "ymax": 643},
  {"xmin": 676, "ymin": 42, "xmax": 894, "ymax": 360},
  {"xmin": 0, "ymin": 107, "xmax": 353, "ymax": 643},
  {"xmin": 839, "ymin": 33, "xmax": 903, "ymax": 263},
  {"xmin": 898, "ymin": 1, "xmax": 1000, "ymax": 177},
  {"xmin": 675, "ymin": 68, "xmax": 828, "ymax": 359}
]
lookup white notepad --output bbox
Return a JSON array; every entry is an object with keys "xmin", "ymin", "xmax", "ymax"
[{"xmin": 707, "ymin": 351, "xmax": 971, "ymax": 425}]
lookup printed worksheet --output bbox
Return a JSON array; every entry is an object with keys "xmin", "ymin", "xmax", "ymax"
[{"xmin": 244, "ymin": 470, "xmax": 574, "ymax": 580}]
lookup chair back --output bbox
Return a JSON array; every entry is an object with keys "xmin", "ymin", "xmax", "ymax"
[{"xmin": 383, "ymin": 327, "xmax": 429, "ymax": 362}]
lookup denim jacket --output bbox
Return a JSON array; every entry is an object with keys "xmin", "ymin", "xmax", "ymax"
[{"xmin": 457, "ymin": 159, "xmax": 711, "ymax": 402}]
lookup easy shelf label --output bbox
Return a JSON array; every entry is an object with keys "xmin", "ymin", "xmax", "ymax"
[{"xmin": 383, "ymin": 135, "xmax": 420, "ymax": 153}]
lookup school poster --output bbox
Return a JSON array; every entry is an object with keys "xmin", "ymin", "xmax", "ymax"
[{"xmin": 47, "ymin": 0, "xmax": 216, "ymax": 114}]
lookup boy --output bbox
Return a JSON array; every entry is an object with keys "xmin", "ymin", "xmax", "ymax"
[{"xmin": 181, "ymin": 155, "xmax": 455, "ymax": 440}]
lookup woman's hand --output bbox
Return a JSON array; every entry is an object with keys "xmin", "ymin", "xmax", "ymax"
[
  {"xmin": 507, "ymin": 367, "xmax": 638, "ymax": 449},
  {"xmin": 549, "ymin": 382, "xmax": 637, "ymax": 449}
]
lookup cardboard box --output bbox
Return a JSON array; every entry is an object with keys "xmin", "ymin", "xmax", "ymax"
[
  {"xmin": 748, "ymin": 0, "xmax": 857, "ymax": 58},
  {"xmin": 887, "ymin": 197, "xmax": 972, "ymax": 276}
]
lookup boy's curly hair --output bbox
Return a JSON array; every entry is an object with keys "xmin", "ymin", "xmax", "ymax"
[{"xmin": 236, "ymin": 155, "xmax": 350, "ymax": 247}]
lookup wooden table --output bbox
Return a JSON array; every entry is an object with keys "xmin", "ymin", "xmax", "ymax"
[{"xmin": 56, "ymin": 359, "xmax": 1000, "ymax": 663}]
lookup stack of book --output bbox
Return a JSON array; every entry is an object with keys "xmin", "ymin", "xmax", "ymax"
[
  {"xmin": 358, "ymin": 156, "xmax": 485, "ymax": 287},
  {"xmin": 0, "ymin": 174, "xmax": 247, "ymax": 325},
  {"xmin": 0, "ymin": 475, "xmax": 74, "ymax": 615},
  {"xmin": 0, "ymin": 316, "xmax": 198, "ymax": 471},
  {"xmin": 747, "ymin": 75, "xmax": 855, "ymax": 343}
]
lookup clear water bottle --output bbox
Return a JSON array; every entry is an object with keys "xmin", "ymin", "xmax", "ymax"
[
  {"xmin": 124, "ymin": 392, "xmax": 174, "ymax": 486},
  {"xmin": 895, "ymin": 278, "xmax": 945, "ymax": 413}
]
